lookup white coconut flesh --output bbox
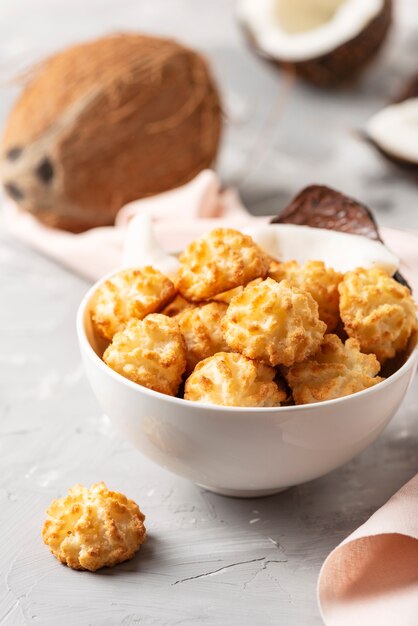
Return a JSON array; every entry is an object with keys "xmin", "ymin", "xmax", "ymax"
[
  {"xmin": 238, "ymin": 0, "xmax": 385, "ymax": 61},
  {"xmin": 245, "ymin": 224, "xmax": 398, "ymax": 275},
  {"xmin": 274, "ymin": 0, "xmax": 347, "ymax": 34},
  {"xmin": 367, "ymin": 98, "xmax": 418, "ymax": 164}
]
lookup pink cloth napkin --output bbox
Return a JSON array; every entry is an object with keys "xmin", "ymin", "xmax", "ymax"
[
  {"xmin": 318, "ymin": 474, "xmax": 418, "ymax": 626},
  {"xmin": 3, "ymin": 168, "xmax": 418, "ymax": 294},
  {"xmin": 3, "ymin": 168, "xmax": 418, "ymax": 624},
  {"xmin": 2, "ymin": 170, "xmax": 267, "ymax": 281}
]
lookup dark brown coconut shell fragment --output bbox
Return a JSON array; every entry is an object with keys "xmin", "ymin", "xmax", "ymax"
[
  {"xmin": 240, "ymin": 0, "xmax": 392, "ymax": 88},
  {"xmin": 271, "ymin": 184, "xmax": 410, "ymax": 289}
]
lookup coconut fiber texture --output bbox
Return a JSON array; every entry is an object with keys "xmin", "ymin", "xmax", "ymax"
[{"xmin": 1, "ymin": 33, "xmax": 222, "ymax": 232}]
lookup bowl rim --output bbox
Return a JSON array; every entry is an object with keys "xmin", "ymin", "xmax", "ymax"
[{"xmin": 77, "ymin": 279, "xmax": 418, "ymax": 415}]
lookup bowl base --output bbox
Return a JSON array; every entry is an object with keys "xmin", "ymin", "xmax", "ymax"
[{"xmin": 196, "ymin": 483, "xmax": 289, "ymax": 498}]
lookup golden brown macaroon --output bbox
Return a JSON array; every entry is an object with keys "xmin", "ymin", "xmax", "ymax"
[
  {"xmin": 269, "ymin": 260, "xmax": 342, "ymax": 331},
  {"xmin": 91, "ymin": 266, "xmax": 176, "ymax": 341},
  {"xmin": 312, "ymin": 333, "xmax": 381, "ymax": 375},
  {"xmin": 42, "ymin": 482, "xmax": 146, "ymax": 572},
  {"xmin": 175, "ymin": 302, "xmax": 230, "ymax": 374},
  {"xmin": 175, "ymin": 228, "xmax": 270, "ymax": 301},
  {"xmin": 268, "ymin": 259, "xmax": 282, "ymax": 276},
  {"xmin": 160, "ymin": 293, "xmax": 195, "ymax": 317},
  {"xmin": 339, "ymin": 267, "xmax": 417, "ymax": 362},
  {"xmin": 222, "ymin": 278, "xmax": 326, "ymax": 367},
  {"xmin": 103, "ymin": 314, "xmax": 186, "ymax": 396},
  {"xmin": 184, "ymin": 352, "xmax": 286, "ymax": 407},
  {"xmin": 210, "ymin": 278, "xmax": 263, "ymax": 304},
  {"xmin": 287, "ymin": 334, "xmax": 383, "ymax": 404}
]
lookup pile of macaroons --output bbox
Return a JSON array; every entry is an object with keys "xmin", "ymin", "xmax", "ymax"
[{"xmin": 91, "ymin": 228, "xmax": 417, "ymax": 407}]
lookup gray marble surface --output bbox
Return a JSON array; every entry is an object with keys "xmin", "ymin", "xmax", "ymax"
[{"xmin": 1, "ymin": 1, "xmax": 418, "ymax": 625}]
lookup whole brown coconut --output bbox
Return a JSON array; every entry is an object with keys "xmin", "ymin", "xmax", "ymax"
[{"xmin": 1, "ymin": 34, "xmax": 222, "ymax": 232}]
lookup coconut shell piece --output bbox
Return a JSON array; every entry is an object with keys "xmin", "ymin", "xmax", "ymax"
[
  {"xmin": 368, "ymin": 142, "xmax": 418, "ymax": 176},
  {"xmin": 366, "ymin": 73, "xmax": 418, "ymax": 176},
  {"xmin": 240, "ymin": 0, "xmax": 392, "ymax": 88},
  {"xmin": 0, "ymin": 34, "xmax": 222, "ymax": 232},
  {"xmin": 271, "ymin": 184, "xmax": 410, "ymax": 290},
  {"xmin": 288, "ymin": 0, "xmax": 392, "ymax": 88},
  {"xmin": 393, "ymin": 73, "xmax": 418, "ymax": 104}
]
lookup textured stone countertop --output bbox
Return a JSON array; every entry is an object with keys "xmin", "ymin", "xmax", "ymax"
[{"xmin": 1, "ymin": 1, "xmax": 418, "ymax": 624}]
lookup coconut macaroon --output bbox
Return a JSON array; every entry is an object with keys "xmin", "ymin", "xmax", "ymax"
[
  {"xmin": 210, "ymin": 278, "xmax": 263, "ymax": 304},
  {"xmin": 269, "ymin": 260, "xmax": 342, "ymax": 331},
  {"xmin": 287, "ymin": 334, "xmax": 383, "ymax": 404},
  {"xmin": 42, "ymin": 483, "xmax": 146, "ymax": 571},
  {"xmin": 175, "ymin": 228, "xmax": 270, "ymax": 301},
  {"xmin": 91, "ymin": 267, "xmax": 176, "ymax": 341},
  {"xmin": 184, "ymin": 352, "xmax": 286, "ymax": 407},
  {"xmin": 160, "ymin": 294, "xmax": 195, "ymax": 317},
  {"xmin": 312, "ymin": 333, "xmax": 381, "ymax": 375},
  {"xmin": 222, "ymin": 278, "xmax": 326, "ymax": 367},
  {"xmin": 339, "ymin": 267, "xmax": 417, "ymax": 362},
  {"xmin": 103, "ymin": 314, "xmax": 186, "ymax": 396},
  {"xmin": 175, "ymin": 302, "xmax": 230, "ymax": 374}
]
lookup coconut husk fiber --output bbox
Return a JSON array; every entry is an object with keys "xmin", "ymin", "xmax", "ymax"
[{"xmin": 1, "ymin": 33, "xmax": 222, "ymax": 232}]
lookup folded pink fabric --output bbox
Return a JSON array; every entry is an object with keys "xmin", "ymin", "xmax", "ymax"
[
  {"xmin": 3, "ymin": 168, "xmax": 418, "ymax": 295},
  {"xmin": 318, "ymin": 473, "xmax": 418, "ymax": 625},
  {"xmin": 2, "ymin": 170, "xmax": 267, "ymax": 281}
]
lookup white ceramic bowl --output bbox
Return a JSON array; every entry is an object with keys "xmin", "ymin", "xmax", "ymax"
[{"xmin": 77, "ymin": 282, "xmax": 417, "ymax": 498}]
